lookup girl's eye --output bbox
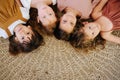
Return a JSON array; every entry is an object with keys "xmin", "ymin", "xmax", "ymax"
[
  {"xmin": 63, "ymin": 20, "xmax": 67, "ymax": 23},
  {"xmin": 43, "ymin": 16, "xmax": 46, "ymax": 18},
  {"xmin": 49, "ymin": 13, "xmax": 52, "ymax": 15},
  {"xmin": 27, "ymin": 32, "xmax": 30, "ymax": 35},
  {"xmin": 92, "ymin": 32, "xmax": 94, "ymax": 35},
  {"xmin": 70, "ymin": 22, "xmax": 74, "ymax": 26},
  {"xmin": 89, "ymin": 26, "xmax": 91, "ymax": 29},
  {"xmin": 22, "ymin": 37, "xmax": 24, "ymax": 40}
]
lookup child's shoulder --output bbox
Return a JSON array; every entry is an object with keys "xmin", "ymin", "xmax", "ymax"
[{"xmin": 98, "ymin": 16, "xmax": 113, "ymax": 32}]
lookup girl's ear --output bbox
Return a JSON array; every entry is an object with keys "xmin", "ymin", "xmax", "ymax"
[
  {"xmin": 27, "ymin": 25, "xmax": 32, "ymax": 29},
  {"xmin": 37, "ymin": 16, "xmax": 40, "ymax": 23},
  {"xmin": 82, "ymin": 21, "xmax": 88, "ymax": 25},
  {"xmin": 15, "ymin": 37, "xmax": 18, "ymax": 41}
]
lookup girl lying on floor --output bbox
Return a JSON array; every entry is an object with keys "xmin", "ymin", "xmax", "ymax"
[
  {"xmin": 54, "ymin": 0, "xmax": 100, "ymax": 41},
  {"xmin": 0, "ymin": 0, "xmax": 44, "ymax": 55},
  {"xmin": 70, "ymin": 0, "xmax": 120, "ymax": 50}
]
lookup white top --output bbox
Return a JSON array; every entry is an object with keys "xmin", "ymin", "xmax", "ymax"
[
  {"xmin": 0, "ymin": 6, "xmax": 29, "ymax": 39},
  {"xmin": 0, "ymin": 0, "xmax": 56, "ymax": 38},
  {"xmin": 20, "ymin": 0, "xmax": 32, "ymax": 10},
  {"xmin": 52, "ymin": 0, "xmax": 57, "ymax": 5},
  {"xmin": 0, "ymin": 0, "xmax": 31, "ymax": 38}
]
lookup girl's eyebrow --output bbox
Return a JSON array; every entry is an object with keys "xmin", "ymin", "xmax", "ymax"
[{"xmin": 42, "ymin": 7, "xmax": 47, "ymax": 9}]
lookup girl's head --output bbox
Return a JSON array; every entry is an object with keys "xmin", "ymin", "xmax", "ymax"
[
  {"xmin": 37, "ymin": 5, "xmax": 57, "ymax": 33},
  {"xmin": 70, "ymin": 19, "xmax": 105, "ymax": 50},
  {"xmin": 9, "ymin": 23, "xmax": 44, "ymax": 55},
  {"xmin": 54, "ymin": 11, "xmax": 78, "ymax": 41},
  {"xmin": 13, "ymin": 24, "xmax": 34, "ymax": 43},
  {"xmin": 59, "ymin": 12, "xmax": 77, "ymax": 34},
  {"xmin": 81, "ymin": 22, "xmax": 101, "ymax": 40},
  {"xmin": 54, "ymin": 21, "xmax": 71, "ymax": 41}
]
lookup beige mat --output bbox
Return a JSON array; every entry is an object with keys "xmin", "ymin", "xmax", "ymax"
[{"xmin": 0, "ymin": 33, "xmax": 120, "ymax": 80}]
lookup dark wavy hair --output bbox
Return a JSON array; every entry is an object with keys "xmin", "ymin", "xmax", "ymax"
[
  {"xmin": 54, "ymin": 21, "xmax": 72, "ymax": 41},
  {"xmin": 9, "ymin": 9, "xmax": 44, "ymax": 55},
  {"xmin": 69, "ymin": 18, "xmax": 106, "ymax": 51},
  {"xmin": 9, "ymin": 27, "xmax": 44, "ymax": 55}
]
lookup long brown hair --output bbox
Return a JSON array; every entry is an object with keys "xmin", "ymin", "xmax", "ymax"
[
  {"xmin": 9, "ymin": 29, "xmax": 43, "ymax": 55},
  {"xmin": 54, "ymin": 9, "xmax": 81, "ymax": 41},
  {"xmin": 29, "ymin": 5, "xmax": 58, "ymax": 35},
  {"xmin": 69, "ymin": 18, "xmax": 106, "ymax": 51}
]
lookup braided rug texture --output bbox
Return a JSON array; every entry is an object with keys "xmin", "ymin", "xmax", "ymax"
[{"xmin": 0, "ymin": 32, "xmax": 120, "ymax": 80}]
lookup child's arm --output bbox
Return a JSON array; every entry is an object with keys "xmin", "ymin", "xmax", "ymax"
[
  {"xmin": 101, "ymin": 31, "xmax": 120, "ymax": 44},
  {"xmin": 92, "ymin": 0, "xmax": 108, "ymax": 19}
]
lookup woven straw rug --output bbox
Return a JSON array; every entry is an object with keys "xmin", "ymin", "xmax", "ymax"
[{"xmin": 0, "ymin": 32, "xmax": 120, "ymax": 80}]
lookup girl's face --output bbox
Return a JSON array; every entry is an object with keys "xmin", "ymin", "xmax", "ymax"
[
  {"xmin": 14, "ymin": 25, "xmax": 34, "ymax": 44},
  {"xmin": 60, "ymin": 13, "xmax": 76, "ymax": 33},
  {"xmin": 82, "ymin": 22, "xmax": 101, "ymax": 40},
  {"xmin": 38, "ymin": 5, "xmax": 57, "ymax": 29}
]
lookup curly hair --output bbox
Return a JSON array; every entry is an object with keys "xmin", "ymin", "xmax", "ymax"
[{"xmin": 69, "ymin": 18, "xmax": 106, "ymax": 51}]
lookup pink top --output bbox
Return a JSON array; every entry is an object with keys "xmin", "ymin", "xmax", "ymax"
[
  {"xmin": 57, "ymin": 0, "xmax": 100, "ymax": 19},
  {"xmin": 102, "ymin": 0, "xmax": 120, "ymax": 30}
]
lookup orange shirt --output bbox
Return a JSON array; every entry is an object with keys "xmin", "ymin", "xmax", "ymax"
[{"xmin": 0, "ymin": 0, "xmax": 27, "ymax": 37}]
